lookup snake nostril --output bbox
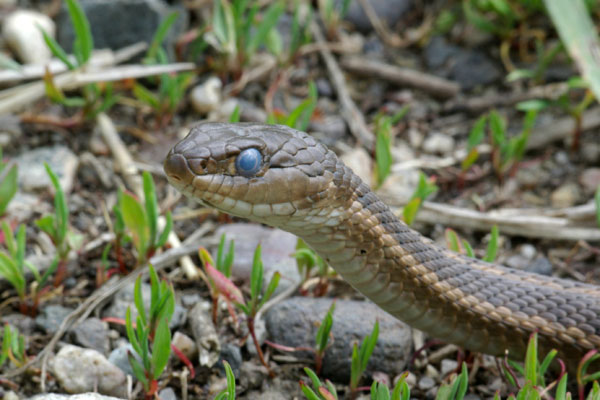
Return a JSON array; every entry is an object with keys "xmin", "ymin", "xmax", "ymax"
[{"xmin": 164, "ymin": 153, "xmax": 191, "ymax": 183}]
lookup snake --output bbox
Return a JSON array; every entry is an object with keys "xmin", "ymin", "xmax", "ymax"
[{"xmin": 164, "ymin": 122, "xmax": 600, "ymax": 371}]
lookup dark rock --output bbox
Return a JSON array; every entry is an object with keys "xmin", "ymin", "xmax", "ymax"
[
  {"xmin": 35, "ymin": 305, "xmax": 75, "ymax": 334},
  {"xmin": 425, "ymin": 36, "xmax": 501, "ymax": 90},
  {"xmin": 2, "ymin": 313, "xmax": 36, "ymax": 336},
  {"xmin": 265, "ymin": 297, "xmax": 412, "ymax": 381},
  {"xmin": 70, "ymin": 318, "xmax": 110, "ymax": 355},
  {"xmin": 525, "ymin": 257, "xmax": 553, "ymax": 276},
  {"xmin": 218, "ymin": 342, "xmax": 243, "ymax": 378},
  {"xmin": 57, "ymin": 0, "xmax": 187, "ymax": 54},
  {"xmin": 343, "ymin": 0, "xmax": 412, "ymax": 33}
]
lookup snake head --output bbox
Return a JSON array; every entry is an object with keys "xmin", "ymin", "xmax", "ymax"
[{"xmin": 164, "ymin": 122, "xmax": 339, "ymax": 225}]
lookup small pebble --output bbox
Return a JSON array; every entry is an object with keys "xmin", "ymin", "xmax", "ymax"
[
  {"xmin": 190, "ymin": 77, "xmax": 222, "ymax": 114},
  {"xmin": 418, "ymin": 376, "xmax": 436, "ymax": 390},
  {"xmin": 579, "ymin": 168, "xmax": 600, "ymax": 193},
  {"xmin": 3, "ymin": 10, "xmax": 55, "ymax": 64},
  {"xmin": 440, "ymin": 359, "xmax": 458, "ymax": 377},
  {"xmin": 422, "ymin": 132, "xmax": 455, "ymax": 155},
  {"xmin": 550, "ymin": 183, "xmax": 581, "ymax": 208},
  {"xmin": 519, "ymin": 244, "xmax": 537, "ymax": 260}
]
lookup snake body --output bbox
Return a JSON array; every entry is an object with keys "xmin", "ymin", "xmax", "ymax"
[{"xmin": 164, "ymin": 122, "xmax": 600, "ymax": 369}]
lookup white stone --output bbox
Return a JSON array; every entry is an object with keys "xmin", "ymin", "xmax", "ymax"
[
  {"xmin": 422, "ymin": 132, "xmax": 455, "ymax": 154},
  {"xmin": 3, "ymin": 10, "xmax": 56, "ymax": 64},
  {"xmin": 190, "ymin": 76, "xmax": 222, "ymax": 114},
  {"xmin": 50, "ymin": 345, "xmax": 127, "ymax": 397}
]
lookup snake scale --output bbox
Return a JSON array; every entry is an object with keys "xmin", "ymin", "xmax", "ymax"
[{"xmin": 164, "ymin": 122, "xmax": 600, "ymax": 370}]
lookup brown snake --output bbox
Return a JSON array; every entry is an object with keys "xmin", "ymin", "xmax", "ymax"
[{"xmin": 164, "ymin": 122, "xmax": 600, "ymax": 370}]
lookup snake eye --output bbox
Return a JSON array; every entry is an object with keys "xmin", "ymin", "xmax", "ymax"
[{"xmin": 235, "ymin": 148, "xmax": 262, "ymax": 177}]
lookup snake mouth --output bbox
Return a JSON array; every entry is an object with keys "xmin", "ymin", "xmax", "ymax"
[{"xmin": 164, "ymin": 152, "xmax": 195, "ymax": 188}]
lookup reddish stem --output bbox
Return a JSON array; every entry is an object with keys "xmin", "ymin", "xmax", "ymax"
[{"xmin": 247, "ymin": 317, "xmax": 274, "ymax": 378}]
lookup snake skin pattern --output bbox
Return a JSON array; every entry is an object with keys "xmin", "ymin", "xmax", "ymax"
[{"xmin": 164, "ymin": 122, "xmax": 600, "ymax": 370}]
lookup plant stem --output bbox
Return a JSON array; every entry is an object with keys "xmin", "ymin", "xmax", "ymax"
[{"xmin": 247, "ymin": 317, "xmax": 274, "ymax": 378}]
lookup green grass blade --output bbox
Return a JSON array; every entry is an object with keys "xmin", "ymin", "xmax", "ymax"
[
  {"xmin": 65, "ymin": 0, "xmax": 93, "ymax": 65},
  {"xmin": 151, "ymin": 318, "xmax": 171, "ymax": 379},
  {"xmin": 544, "ymin": 0, "xmax": 600, "ymax": 102},
  {"xmin": 246, "ymin": 1, "xmax": 284, "ymax": 55}
]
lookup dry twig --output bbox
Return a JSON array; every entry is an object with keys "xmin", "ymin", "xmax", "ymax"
[{"xmin": 310, "ymin": 21, "xmax": 374, "ymax": 149}]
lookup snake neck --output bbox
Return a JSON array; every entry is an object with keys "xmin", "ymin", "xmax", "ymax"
[{"xmin": 277, "ymin": 165, "xmax": 600, "ymax": 368}]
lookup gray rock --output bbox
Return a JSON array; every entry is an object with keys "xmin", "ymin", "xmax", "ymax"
[
  {"xmin": 102, "ymin": 282, "xmax": 186, "ymax": 330},
  {"xmin": 525, "ymin": 257, "xmax": 553, "ymax": 276},
  {"xmin": 2, "ymin": 313, "xmax": 35, "ymax": 336},
  {"xmin": 582, "ymin": 142, "xmax": 600, "ymax": 164},
  {"xmin": 265, "ymin": 297, "xmax": 412, "ymax": 381},
  {"xmin": 418, "ymin": 376, "xmax": 435, "ymax": 390},
  {"xmin": 29, "ymin": 394, "xmax": 124, "ymax": 400},
  {"xmin": 343, "ymin": 0, "xmax": 412, "ymax": 33},
  {"xmin": 158, "ymin": 387, "xmax": 177, "ymax": 400},
  {"xmin": 35, "ymin": 305, "xmax": 75, "ymax": 335},
  {"xmin": 0, "ymin": 114, "xmax": 22, "ymax": 147},
  {"xmin": 579, "ymin": 168, "xmax": 600, "ymax": 194},
  {"xmin": 189, "ymin": 301, "xmax": 220, "ymax": 367},
  {"xmin": 107, "ymin": 343, "xmax": 135, "ymax": 376},
  {"xmin": 425, "ymin": 36, "xmax": 500, "ymax": 90},
  {"xmin": 214, "ymin": 224, "xmax": 301, "ymax": 293},
  {"xmin": 14, "ymin": 145, "xmax": 79, "ymax": 193},
  {"xmin": 218, "ymin": 342, "xmax": 243, "ymax": 377},
  {"xmin": 50, "ymin": 344, "xmax": 127, "ymax": 398},
  {"xmin": 57, "ymin": 0, "xmax": 187, "ymax": 54},
  {"xmin": 238, "ymin": 361, "xmax": 268, "ymax": 391},
  {"xmin": 70, "ymin": 318, "xmax": 110, "ymax": 354},
  {"xmin": 309, "ymin": 115, "xmax": 348, "ymax": 148}
]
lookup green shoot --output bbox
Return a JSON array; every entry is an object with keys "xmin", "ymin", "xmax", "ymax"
[
  {"xmin": 0, "ymin": 222, "xmax": 51, "ymax": 315},
  {"xmin": 350, "ymin": 320, "xmax": 379, "ymax": 394},
  {"xmin": 374, "ymin": 107, "xmax": 409, "ymax": 188},
  {"xmin": 134, "ymin": 12, "xmax": 192, "ymax": 127},
  {"xmin": 318, "ymin": 0, "xmax": 352, "ymax": 39},
  {"xmin": 125, "ymin": 265, "xmax": 173, "ymax": 398},
  {"xmin": 267, "ymin": 81, "xmax": 318, "ymax": 131},
  {"xmin": 40, "ymin": 0, "xmax": 117, "ymax": 120},
  {"xmin": 403, "ymin": 172, "xmax": 438, "ymax": 225},
  {"xmin": 462, "ymin": 110, "xmax": 536, "ymax": 180},
  {"xmin": 215, "ymin": 360, "xmax": 237, "ymax": 400},
  {"xmin": 0, "ymin": 324, "xmax": 27, "ymax": 368},
  {"xmin": 205, "ymin": 0, "xmax": 285, "ymax": 76},
  {"xmin": 483, "ymin": 225, "xmax": 499, "ymax": 263},
  {"xmin": 198, "ymin": 247, "xmax": 244, "ymax": 325},
  {"xmin": 35, "ymin": 164, "xmax": 81, "ymax": 287},
  {"xmin": 235, "ymin": 245, "xmax": 280, "ymax": 376},
  {"xmin": 216, "ymin": 234, "xmax": 235, "ymax": 277},
  {"xmin": 435, "ymin": 362, "xmax": 468, "ymax": 400},
  {"xmin": 0, "ymin": 150, "xmax": 17, "ymax": 217},
  {"xmin": 293, "ymin": 238, "xmax": 331, "ymax": 295},
  {"xmin": 314, "ymin": 302, "xmax": 335, "ymax": 375},
  {"xmin": 300, "ymin": 367, "xmax": 338, "ymax": 400},
  {"xmin": 117, "ymin": 172, "xmax": 172, "ymax": 268},
  {"xmin": 229, "ymin": 105, "xmax": 241, "ymax": 123}
]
